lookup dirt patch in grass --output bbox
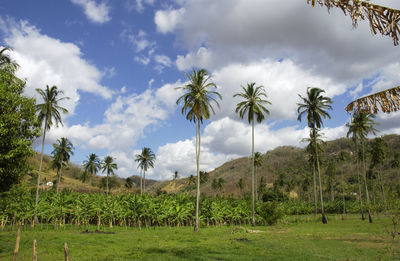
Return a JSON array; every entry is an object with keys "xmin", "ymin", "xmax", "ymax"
[{"xmin": 81, "ymin": 230, "xmax": 116, "ymax": 234}]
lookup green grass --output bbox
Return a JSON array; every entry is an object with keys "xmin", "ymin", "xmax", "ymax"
[{"xmin": 1, "ymin": 215, "xmax": 399, "ymax": 260}]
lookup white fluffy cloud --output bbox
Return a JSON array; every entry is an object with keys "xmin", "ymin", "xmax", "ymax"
[
  {"xmin": 46, "ymin": 81, "xmax": 184, "ymax": 177},
  {"xmin": 154, "ymin": 8, "xmax": 184, "ymax": 34},
  {"xmin": 1, "ymin": 18, "xmax": 112, "ymax": 116},
  {"xmin": 125, "ymin": 0, "xmax": 156, "ymax": 13},
  {"xmin": 158, "ymin": 0, "xmax": 400, "ymax": 85},
  {"xmin": 211, "ymin": 59, "xmax": 346, "ymax": 121},
  {"xmin": 70, "ymin": 0, "xmax": 111, "ymax": 24}
]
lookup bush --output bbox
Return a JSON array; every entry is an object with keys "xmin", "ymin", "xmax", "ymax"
[{"xmin": 257, "ymin": 201, "xmax": 284, "ymax": 225}]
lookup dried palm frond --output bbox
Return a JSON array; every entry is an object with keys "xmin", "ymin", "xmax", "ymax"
[
  {"xmin": 345, "ymin": 86, "xmax": 400, "ymax": 114},
  {"xmin": 307, "ymin": 0, "xmax": 400, "ymax": 45}
]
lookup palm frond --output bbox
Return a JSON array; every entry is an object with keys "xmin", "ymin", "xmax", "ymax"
[
  {"xmin": 345, "ymin": 86, "xmax": 400, "ymax": 114},
  {"xmin": 307, "ymin": 0, "xmax": 400, "ymax": 45}
]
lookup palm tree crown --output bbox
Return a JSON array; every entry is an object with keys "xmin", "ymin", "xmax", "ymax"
[
  {"xmin": 51, "ymin": 137, "xmax": 74, "ymax": 193},
  {"xmin": 0, "ymin": 47, "xmax": 18, "ymax": 71},
  {"xmin": 346, "ymin": 113, "xmax": 379, "ymax": 141},
  {"xmin": 36, "ymin": 85, "xmax": 69, "ymax": 131},
  {"xmin": 297, "ymin": 87, "xmax": 332, "ymax": 128},
  {"xmin": 82, "ymin": 153, "xmax": 101, "ymax": 184},
  {"xmin": 135, "ymin": 147, "xmax": 156, "ymax": 172},
  {"xmin": 101, "ymin": 156, "xmax": 118, "ymax": 194},
  {"xmin": 234, "ymin": 83, "xmax": 271, "ymax": 124},
  {"xmin": 176, "ymin": 68, "xmax": 222, "ymax": 123}
]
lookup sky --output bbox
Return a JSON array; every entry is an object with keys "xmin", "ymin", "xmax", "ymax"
[{"xmin": 1, "ymin": 0, "xmax": 400, "ymax": 180}]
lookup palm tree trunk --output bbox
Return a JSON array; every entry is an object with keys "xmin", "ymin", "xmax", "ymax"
[
  {"xmin": 355, "ymin": 142, "xmax": 365, "ymax": 220},
  {"xmin": 140, "ymin": 169, "xmax": 142, "ymax": 195},
  {"xmin": 143, "ymin": 171, "xmax": 146, "ymax": 193},
  {"xmin": 312, "ymin": 162, "xmax": 317, "ymax": 217},
  {"xmin": 251, "ymin": 119, "xmax": 255, "ymax": 227},
  {"xmin": 194, "ymin": 120, "xmax": 201, "ymax": 232},
  {"xmin": 362, "ymin": 140, "xmax": 373, "ymax": 223},
  {"xmin": 35, "ymin": 124, "xmax": 47, "ymax": 221},
  {"xmin": 106, "ymin": 173, "xmax": 109, "ymax": 195},
  {"xmin": 56, "ymin": 167, "xmax": 60, "ymax": 194},
  {"xmin": 314, "ymin": 128, "xmax": 327, "ymax": 224}
]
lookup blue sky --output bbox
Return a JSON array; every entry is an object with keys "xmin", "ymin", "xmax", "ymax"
[{"xmin": 1, "ymin": 0, "xmax": 400, "ymax": 180}]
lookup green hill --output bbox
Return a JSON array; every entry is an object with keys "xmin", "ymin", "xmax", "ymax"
[{"xmin": 150, "ymin": 135, "xmax": 400, "ymax": 198}]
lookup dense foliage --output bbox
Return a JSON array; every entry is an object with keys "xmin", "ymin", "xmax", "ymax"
[
  {"xmin": 0, "ymin": 189, "xmax": 284, "ymax": 228},
  {"xmin": 2, "ymin": 188, "xmax": 395, "ymax": 230},
  {"xmin": 0, "ymin": 69, "xmax": 39, "ymax": 192}
]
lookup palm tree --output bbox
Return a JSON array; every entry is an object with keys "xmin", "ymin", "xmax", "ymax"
[
  {"xmin": 176, "ymin": 68, "xmax": 222, "ymax": 231},
  {"xmin": 101, "ymin": 156, "xmax": 118, "ymax": 194},
  {"xmin": 297, "ymin": 87, "xmax": 332, "ymax": 224},
  {"xmin": 0, "ymin": 47, "xmax": 18, "ymax": 71},
  {"xmin": 135, "ymin": 147, "xmax": 155, "ymax": 194},
  {"xmin": 35, "ymin": 85, "xmax": 69, "ymax": 209},
  {"xmin": 51, "ymin": 137, "xmax": 74, "ymax": 193},
  {"xmin": 254, "ymin": 152, "xmax": 263, "ymax": 201},
  {"xmin": 346, "ymin": 113, "xmax": 378, "ymax": 223},
  {"xmin": 82, "ymin": 153, "xmax": 101, "ymax": 188},
  {"xmin": 234, "ymin": 82, "xmax": 271, "ymax": 227}
]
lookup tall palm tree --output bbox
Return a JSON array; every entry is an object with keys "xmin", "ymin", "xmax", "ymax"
[
  {"xmin": 135, "ymin": 147, "xmax": 156, "ymax": 194},
  {"xmin": 234, "ymin": 82, "xmax": 271, "ymax": 227},
  {"xmin": 176, "ymin": 68, "xmax": 222, "ymax": 231},
  {"xmin": 346, "ymin": 113, "xmax": 378, "ymax": 223},
  {"xmin": 82, "ymin": 153, "xmax": 101, "ymax": 188},
  {"xmin": 101, "ymin": 156, "xmax": 118, "ymax": 194},
  {"xmin": 51, "ymin": 137, "xmax": 74, "ymax": 193},
  {"xmin": 297, "ymin": 87, "xmax": 332, "ymax": 224},
  {"xmin": 35, "ymin": 85, "xmax": 69, "ymax": 208},
  {"xmin": 254, "ymin": 152, "xmax": 263, "ymax": 201}
]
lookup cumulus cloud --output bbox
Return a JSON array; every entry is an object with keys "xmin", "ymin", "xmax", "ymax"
[
  {"xmin": 1, "ymin": 18, "xmax": 112, "ymax": 116},
  {"xmin": 210, "ymin": 59, "xmax": 346, "ymax": 121},
  {"xmin": 158, "ymin": 0, "xmax": 400, "ymax": 85},
  {"xmin": 70, "ymin": 0, "xmax": 111, "ymax": 24},
  {"xmin": 154, "ymin": 8, "xmax": 184, "ymax": 34},
  {"xmin": 46, "ymin": 80, "xmax": 184, "ymax": 177}
]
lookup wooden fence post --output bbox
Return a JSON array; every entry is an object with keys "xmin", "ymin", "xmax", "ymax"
[
  {"xmin": 32, "ymin": 239, "xmax": 37, "ymax": 261},
  {"xmin": 64, "ymin": 243, "xmax": 69, "ymax": 261},
  {"xmin": 12, "ymin": 224, "xmax": 21, "ymax": 261}
]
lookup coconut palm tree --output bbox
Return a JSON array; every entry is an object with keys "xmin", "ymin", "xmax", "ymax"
[
  {"xmin": 51, "ymin": 137, "xmax": 74, "ymax": 193},
  {"xmin": 176, "ymin": 68, "xmax": 222, "ymax": 231},
  {"xmin": 0, "ymin": 47, "xmax": 18, "ymax": 71},
  {"xmin": 35, "ymin": 85, "xmax": 69, "ymax": 208},
  {"xmin": 135, "ymin": 147, "xmax": 155, "ymax": 194},
  {"xmin": 297, "ymin": 87, "xmax": 332, "ymax": 224},
  {"xmin": 254, "ymin": 152, "xmax": 263, "ymax": 201},
  {"xmin": 346, "ymin": 113, "xmax": 378, "ymax": 223},
  {"xmin": 234, "ymin": 82, "xmax": 271, "ymax": 227},
  {"xmin": 101, "ymin": 156, "xmax": 118, "ymax": 194},
  {"xmin": 82, "ymin": 153, "xmax": 101, "ymax": 188}
]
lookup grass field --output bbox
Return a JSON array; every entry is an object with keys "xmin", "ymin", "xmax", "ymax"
[{"xmin": 1, "ymin": 215, "xmax": 399, "ymax": 260}]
